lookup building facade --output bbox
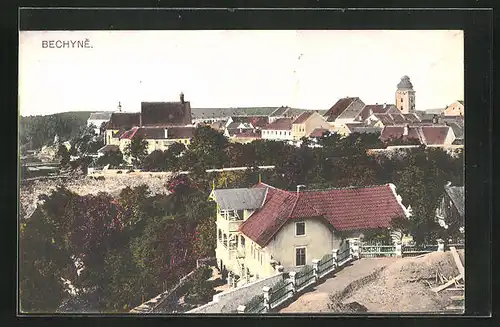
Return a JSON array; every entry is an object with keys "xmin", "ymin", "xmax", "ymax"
[
  {"xmin": 444, "ymin": 100, "xmax": 464, "ymax": 117},
  {"xmin": 210, "ymin": 182, "xmax": 409, "ymax": 284},
  {"xmin": 292, "ymin": 111, "xmax": 331, "ymax": 140},
  {"xmin": 395, "ymin": 75, "xmax": 416, "ymax": 114},
  {"xmin": 261, "ymin": 118, "xmax": 293, "ymax": 141}
]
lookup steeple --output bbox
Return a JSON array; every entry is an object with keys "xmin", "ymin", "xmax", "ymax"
[{"xmin": 395, "ymin": 76, "xmax": 416, "ymax": 114}]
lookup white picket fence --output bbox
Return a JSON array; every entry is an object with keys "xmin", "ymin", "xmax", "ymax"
[{"xmin": 237, "ymin": 241, "xmax": 356, "ymax": 313}]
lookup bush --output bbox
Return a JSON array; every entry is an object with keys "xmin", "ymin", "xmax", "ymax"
[
  {"xmin": 126, "ymin": 169, "xmax": 135, "ymax": 174},
  {"xmin": 116, "ymin": 171, "xmax": 122, "ymax": 174},
  {"xmin": 184, "ymin": 266, "xmax": 215, "ymax": 305}
]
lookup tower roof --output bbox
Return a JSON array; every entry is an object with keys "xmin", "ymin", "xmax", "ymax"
[{"xmin": 397, "ymin": 75, "xmax": 414, "ymax": 90}]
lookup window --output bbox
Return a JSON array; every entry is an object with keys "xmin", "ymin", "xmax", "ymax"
[
  {"xmin": 241, "ymin": 236, "xmax": 245, "ymax": 248},
  {"xmin": 400, "ymin": 98, "xmax": 403, "ymax": 103},
  {"xmin": 400, "ymin": 106, "xmax": 403, "ymax": 110},
  {"xmin": 295, "ymin": 222, "xmax": 306, "ymax": 236},
  {"xmin": 237, "ymin": 210, "xmax": 244, "ymax": 220},
  {"xmin": 218, "ymin": 229, "xmax": 222, "ymax": 241},
  {"xmin": 296, "ymin": 247, "xmax": 306, "ymax": 266}
]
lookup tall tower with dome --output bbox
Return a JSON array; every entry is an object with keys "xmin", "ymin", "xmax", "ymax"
[{"xmin": 395, "ymin": 75, "xmax": 416, "ymax": 114}]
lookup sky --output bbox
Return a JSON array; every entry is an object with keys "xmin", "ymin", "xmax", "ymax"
[{"xmin": 19, "ymin": 30, "xmax": 463, "ymax": 116}]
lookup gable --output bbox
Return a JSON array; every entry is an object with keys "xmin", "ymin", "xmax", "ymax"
[{"xmin": 239, "ymin": 183, "xmax": 406, "ymax": 247}]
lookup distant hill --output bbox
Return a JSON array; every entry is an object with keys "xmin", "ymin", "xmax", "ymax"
[
  {"xmin": 191, "ymin": 107, "xmax": 327, "ymax": 120},
  {"xmin": 20, "ymin": 111, "xmax": 94, "ymax": 120},
  {"xmin": 19, "ymin": 111, "xmax": 94, "ymax": 151}
]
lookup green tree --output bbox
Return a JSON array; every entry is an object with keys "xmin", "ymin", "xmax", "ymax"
[
  {"xmin": 95, "ymin": 150, "xmax": 124, "ymax": 168},
  {"xmin": 56, "ymin": 144, "xmax": 70, "ymax": 167},
  {"xmin": 124, "ymin": 136, "xmax": 149, "ymax": 167},
  {"xmin": 142, "ymin": 150, "xmax": 167, "ymax": 172},
  {"xmin": 183, "ymin": 125, "xmax": 229, "ymax": 169},
  {"xmin": 193, "ymin": 216, "xmax": 217, "ymax": 258},
  {"xmin": 185, "ymin": 266, "xmax": 215, "ymax": 304}
]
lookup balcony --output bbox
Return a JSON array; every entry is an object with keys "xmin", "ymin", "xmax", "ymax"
[{"xmin": 217, "ymin": 217, "xmax": 243, "ymax": 233}]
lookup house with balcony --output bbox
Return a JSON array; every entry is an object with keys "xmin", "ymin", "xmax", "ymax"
[{"xmin": 209, "ymin": 182, "xmax": 409, "ymax": 286}]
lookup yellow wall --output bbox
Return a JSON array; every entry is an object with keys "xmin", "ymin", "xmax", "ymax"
[
  {"xmin": 292, "ymin": 123, "xmax": 307, "ymax": 140},
  {"xmin": 292, "ymin": 112, "xmax": 331, "ymax": 140},
  {"xmin": 263, "ymin": 218, "xmax": 340, "ymax": 272},
  {"xmin": 105, "ymin": 130, "xmax": 121, "ymax": 146},
  {"xmin": 395, "ymin": 90, "xmax": 415, "ymax": 114},
  {"xmin": 444, "ymin": 101, "xmax": 464, "ymax": 116},
  {"xmin": 119, "ymin": 138, "xmax": 191, "ymax": 160}
]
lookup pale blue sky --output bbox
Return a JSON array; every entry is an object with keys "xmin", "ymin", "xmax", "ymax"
[{"xmin": 19, "ymin": 30, "xmax": 463, "ymax": 116}]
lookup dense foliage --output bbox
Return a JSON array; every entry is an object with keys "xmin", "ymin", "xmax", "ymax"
[
  {"xmin": 20, "ymin": 111, "xmax": 92, "ymax": 150},
  {"xmin": 20, "ymin": 175, "xmax": 215, "ymax": 313},
  {"xmin": 20, "ymin": 124, "xmax": 463, "ymax": 313},
  {"xmin": 184, "ymin": 266, "xmax": 215, "ymax": 304}
]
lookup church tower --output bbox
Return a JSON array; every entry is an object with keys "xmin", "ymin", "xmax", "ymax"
[{"xmin": 395, "ymin": 75, "xmax": 416, "ymax": 114}]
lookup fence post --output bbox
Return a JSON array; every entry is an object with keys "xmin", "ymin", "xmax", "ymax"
[
  {"xmin": 312, "ymin": 259, "xmax": 320, "ymax": 282},
  {"xmin": 350, "ymin": 239, "xmax": 360, "ymax": 260},
  {"xmin": 437, "ymin": 238, "xmax": 445, "ymax": 252},
  {"xmin": 289, "ymin": 271, "xmax": 297, "ymax": 294},
  {"xmin": 237, "ymin": 305, "xmax": 246, "ymax": 313},
  {"xmin": 395, "ymin": 241, "xmax": 402, "ymax": 257},
  {"xmin": 332, "ymin": 249, "xmax": 338, "ymax": 269},
  {"xmin": 263, "ymin": 286, "xmax": 271, "ymax": 310}
]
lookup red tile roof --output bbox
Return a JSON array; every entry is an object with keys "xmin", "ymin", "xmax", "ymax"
[
  {"xmin": 230, "ymin": 129, "xmax": 262, "ymax": 139},
  {"xmin": 324, "ymin": 97, "xmax": 359, "ymax": 122},
  {"xmin": 230, "ymin": 116, "xmax": 269, "ymax": 129},
  {"xmin": 263, "ymin": 118, "xmax": 293, "ymax": 130},
  {"xmin": 419, "ymin": 126, "xmax": 450, "ymax": 145},
  {"xmin": 292, "ymin": 111, "xmax": 314, "ymax": 124},
  {"xmin": 309, "ymin": 128, "xmax": 330, "ymax": 138},
  {"xmin": 238, "ymin": 182, "xmax": 407, "ymax": 247},
  {"xmin": 380, "ymin": 125, "xmax": 451, "ymax": 145}
]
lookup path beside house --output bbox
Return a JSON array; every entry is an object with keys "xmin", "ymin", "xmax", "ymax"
[{"xmin": 279, "ymin": 258, "xmax": 398, "ymax": 313}]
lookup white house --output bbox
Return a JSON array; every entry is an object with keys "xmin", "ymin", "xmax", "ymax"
[
  {"xmin": 261, "ymin": 118, "xmax": 293, "ymax": 141},
  {"xmin": 210, "ymin": 182, "xmax": 409, "ymax": 284},
  {"xmin": 87, "ymin": 112, "xmax": 113, "ymax": 135}
]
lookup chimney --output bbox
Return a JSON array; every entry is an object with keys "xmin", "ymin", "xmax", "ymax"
[
  {"xmin": 118, "ymin": 101, "xmax": 122, "ymax": 112},
  {"xmin": 164, "ymin": 128, "xmax": 168, "ymax": 139},
  {"xmin": 403, "ymin": 124, "xmax": 409, "ymax": 136},
  {"xmin": 139, "ymin": 114, "xmax": 142, "ymax": 127},
  {"xmin": 180, "ymin": 92, "xmax": 185, "ymax": 104},
  {"xmin": 369, "ymin": 108, "xmax": 373, "ymax": 116},
  {"xmin": 383, "ymin": 103, "xmax": 387, "ymax": 109},
  {"xmin": 296, "ymin": 184, "xmax": 306, "ymax": 195}
]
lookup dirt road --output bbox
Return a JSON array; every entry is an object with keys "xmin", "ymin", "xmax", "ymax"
[{"xmin": 280, "ymin": 257, "xmax": 398, "ymax": 313}]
